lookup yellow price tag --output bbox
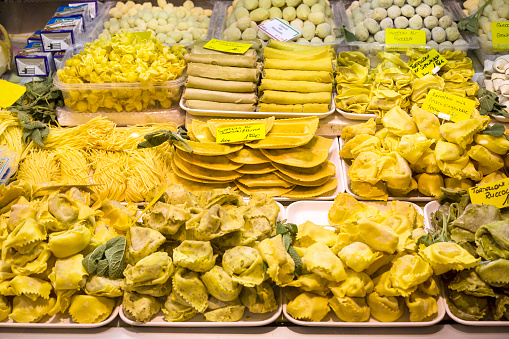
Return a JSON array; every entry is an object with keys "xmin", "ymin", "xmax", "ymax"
[
  {"xmin": 203, "ymin": 39, "xmax": 252, "ymax": 54},
  {"xmin": 408, "ymin": 49, "xmax": 448, "ymax": 78},
  {"xmin": 469, "ymin": 178, "xmax": 509, "ymax": 209},
  {"xmin": 0, "ymin": 80, "xmax": 26, "ymax": 108},
  {"xmin": 491, "ymin": 22, "xmax": 509, "ymax": 51},
  {"xmin": 385, "ymin": 29, "xmax": 426, "ymax": 51},
  {"xmin": 216, "ymin": 124, "xmax": 265, "ymax": 143},
  {"xmin": 422, "ymin": 89, "xmax": 475, "ymax": 122}
]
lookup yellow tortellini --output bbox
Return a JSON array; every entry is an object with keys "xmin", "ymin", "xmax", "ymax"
[
  {"xmin": 68, "ymin": 295, "xmax": 116, "ymax": 324},
  {"xmin": 303, "ymin": 242, "xmax": 347, "ymax": 283},
  {"xmin": 419, "ymin": 242, "xmax": 479, "ymax": 275},
  {"xmin": 367, "ymin": 291, "xmax": 404, "ymax": 322},
  {"xmin": 329, "ymin": 270, "xmax": 374, "ymax": 298},
  {"xmin": 85, "ymin": 276, "xmax": 123, "ymax": 298},
  {"xmin": 48, "ymin": 224, "xmax": 91, "ymax": 258},
  {"xmin": 9, "ymin": 295, "xmax": 56, "ymax": 323},
  {"xmin": 389, "ymin": 254, "xmax": 433, "ymax": 291},
  {"xmin": 405, "ymin": 291, "xmax": 438, "ymax": 322},
  {"xmin": 328, "ymin": 296, "xmax": 370, "ymax": 322},
  {"xmin": 49, "ymin": 254, "xmax": 88, "ymax": 290},
  {"xmin": 0, "ymin": 295, "xmax": 11, "ymax": 321},
  {"xmin": 286, "ymin": 292, "xmax": 330, "ymax": 322},
  {"xmin": 338, "ymin": 242, "xmax": 382, "ymax": 273},
  {"xmin": 358, "ymin": 218, "xmax": 399, "ymax": 254},
  {"xmin": 296, "ymin": 221, "xmax": 338, "ymax": 248},
  {"xmin": 258, "ymin": 235, "xmax": 295, "ymax": 285}
]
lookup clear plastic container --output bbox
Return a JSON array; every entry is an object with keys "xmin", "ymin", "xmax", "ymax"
[
  {"xmin": 455, "ymin": 0, "xmax": 507, "ymax": 63},
  {"xmin": 213, "ymin": 0, "xmax": 345, "ymax": 47},
  {"xmin": 339, "ymin": 0, "xmax": 478, "ymax": 55},
  {"xmin": 84, "ymin": 1, "xmax": 219, "ymax": 45},
  {"xmin": 54, "ymin": 44, "xmax": 186, "ymax": 114}
]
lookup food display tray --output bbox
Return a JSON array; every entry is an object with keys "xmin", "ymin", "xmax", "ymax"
[
  {"xmin": 119, "ymin": 289, "xmax": 282, "ymax": 327},
  {"xmin": 210, "ymin": 0, "xmax": 345, "ymax": 47},
  {"xmin": 336, "ymin": 108, "xmax": 377, "ymax": 121},
  {"xmin": 122, "ymin": 199, "xmax": 284, "ymax": 327},
  {"xmin": 424, "ymin": 201, "xmax": 509, "ymax": 327},
  {"xmin": 180, "ymin": 97, "xmax": 336, "ymax": 119},
  {"xmin": 0, "ymin": 303, "xmax": 119, "ymax": 328},
  {"xmin": 282, "ymin": 200, "xmax": 445, "ymax": 327},
  {"xmin": 338, "ymin": 0, "xmax": 477, "ymax": 54},
  {"xmin": 272, "ymin": 137, "xmax": 345, "ymax": 201},
  {"xmin": 339, "ymin": 138, "xmax": 433, "ymax": 202}
]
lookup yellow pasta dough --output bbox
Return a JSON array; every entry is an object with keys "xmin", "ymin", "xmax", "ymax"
[{"xmin": 68, "ymin": 295, "xmax": 116, "ymax": 323}]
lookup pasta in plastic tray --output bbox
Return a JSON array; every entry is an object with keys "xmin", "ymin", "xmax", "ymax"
[
  {"xmin": 424, "ymin": 201, "xmax": 509, "ymax": 327},
  {"xmin": 336, "ymin": 108, "xmax": 377, "ymax": 121},
  {"xmin": 339, "ymin": 138, "xmax": 433, "ymax": 202},
  {"xmin": 282, "ymin": 200, "xmax": 445, "ymax": 327},
  {"xmin": 123, "ymin": 200, "xmax": 285, "ymax": 327},
  {"xmin": 0, "ymin": 301, "xmax": 120, "ymax": 328},
  {"xmin": 180, "ymin": 97, "xmax": 336, "ymax": 119}
]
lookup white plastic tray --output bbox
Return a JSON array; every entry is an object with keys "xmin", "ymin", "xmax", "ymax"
[
  {"xmin": 180, "ymin": 97, "xmax": 336, "ymax": 119},
  {"xmin": 339, "ymin": 138, "xmax": 433, "ymax": 202},
  {"xmin": 119, "ymin": 289, "xmax": 282, "ymax": 327},
  {"xmin": 0, "ymin": 303, "xmax": 119, "ymax": 328},
  {"xmin": 424, "ymin": 201, "xmax": 509, "ymax": 327},
  {"xmin": 491, "ymin": 114, "xmax": 509, "ymax": 123},
  {"xmin": 283, "ymin": 200, "xmax": 445, "ymax": 327},
  {"xmin": 336, "ymin": 108, "xmax": 377, "ymax": 121},
  {"xmin": 272, "ymin": 137, "xmax": 345, "ymax": 201}
]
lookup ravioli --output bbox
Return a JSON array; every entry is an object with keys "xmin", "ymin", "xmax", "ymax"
[
  {"xmin": 271, "ymin": 160, "xmax": 335, "ymax": 181},
  {"xmin": 281, "ymin": 178, "xmax": 338, "ymax": 199},
  {"xmin": 260, "ymin": 136, "xmax": 333, "ymax": 168},
  {"xmin": 225, "ymin": 148, "xmax": 270, "ymax": 164},
  {"xmin": 176, "ymin": 149, "xmax": 242, "ymax": 171},
  {"xmin": 9, "ymin": 295, "xmax": 56, "ymax": 323},
  {"xmin": 190, "ymin": 119, "xmax": 216, "ymax": 143},
  {"xmin": 235, "ymin": 182, "xmax": 294, "ymax": 198},
  {"xmin": 174, "ymin": 141, "xmax": 243, "ymax": 156},
  {"xmin": 48, "ymin": 224, "xmax": 91, "ymax": 258},
  {"xmin": 236, "ymin": 163, "xmax": 276, "ymax": 174},
  {"xmin": 237, "ymin": 173, "xmax": 293, "ymax": 188},
  {"xmin": 303, "ymin": 241, "xmax": 347, "ymax": 283},
  {"xmin": 173, "ymin": 153, "xmax": 242, "ymax": 182}
]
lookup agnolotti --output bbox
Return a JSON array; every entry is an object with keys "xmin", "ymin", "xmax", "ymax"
[{"xmin": 50, "ymin": 254, "xmax": 88, "ymax": 290}]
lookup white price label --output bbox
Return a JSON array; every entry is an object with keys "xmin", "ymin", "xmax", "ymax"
[{"xmin": 258, "ymin": 18, "xmax": 301, "ymax": 42}]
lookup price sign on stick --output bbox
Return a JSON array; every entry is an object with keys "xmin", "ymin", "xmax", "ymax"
[
  {"xmin": 408, "ymin": 49, "xmax": 448, "ymax": 78},
  {"xmin": 422, "ymin": 89, "xmax": 475, "ymax": 122},
  {"xmin": 258, "ymin": 18, "xmax": 301, "ymax": 42}
]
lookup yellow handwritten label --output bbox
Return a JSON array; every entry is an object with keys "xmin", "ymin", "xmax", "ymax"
[
  {"xmin": 408, "ymin": 49, "xmax": 448, "ymax": 78},
  {"xmin": 422, "ymin": 89, "xmax": 475, "ymax": 122},
  {"xmin": 203, "ymin": 39, "xmax": 253, "ymax": 54},
  {"xmin": 491, "ymin": 22, "xmax": 509, "ymax": 51},
  {"xmin": 0, "ymin": 80, "xmax": 26, "ymax": 108},
  {"xmin": 216, "ymin": 124, "xmax": 265, "ymax": 143},
  {"xmin": 469, "ymin": 178, "xmax": 509, "ymax": 209},
  {"xmin": 385, "ymin": 29, "xmax": 426, "ymax": 51}
]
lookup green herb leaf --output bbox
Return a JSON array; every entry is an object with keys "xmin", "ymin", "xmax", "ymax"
[
  {"xmin": 82, "ymin": 236, "xmax": 126, "ymax": 279},
  {"xmin": 282, "ymin": 233, "xmax": 292, "ymax": 251},
  {"xmin": 481, "ymin": 123, "xmax": 506, "ymax": 137},
  {"xmin": 287, "ymin": 246, "xmax": 302, "ymax": 277},
  {"xmin": 335, "ymin": 26, "xmax": 357, "ymax": 42},
  {"xmin": 137, "ymin": 129, "xmax": 193, "ymax": 152},
  {"xmin": 82, "ymin": 243, "xmax": 107, "ymax": 274},
  {"xmin": 104, "ymin": 236, "xmax": 127, "ymax": 279},
  {"xmin": 456, "ymin": 0, "xmax": 493, "ymax": 36}
]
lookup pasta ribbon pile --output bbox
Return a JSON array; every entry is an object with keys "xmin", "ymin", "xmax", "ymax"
[
  {"xmin": 284, "ymin": 194, "xmax": 478, "ymax": 323},
  {"xmin": 0, "ymin": 110, "xmax": 26, "ymax": 169},
  {"xmin": 57, "ymin": 31, "xmax": 187, "ymax": 113},
  {"xmin": 341, "ymin": 107, "xmax": 509, "ymax": 200},
  {"xmin": 13, "ymin": 117, "xmax": 175, "ymax": 203},
  {"xmin": 335, "ymin": 50, "xmax": 478, "ymax": 117}
]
